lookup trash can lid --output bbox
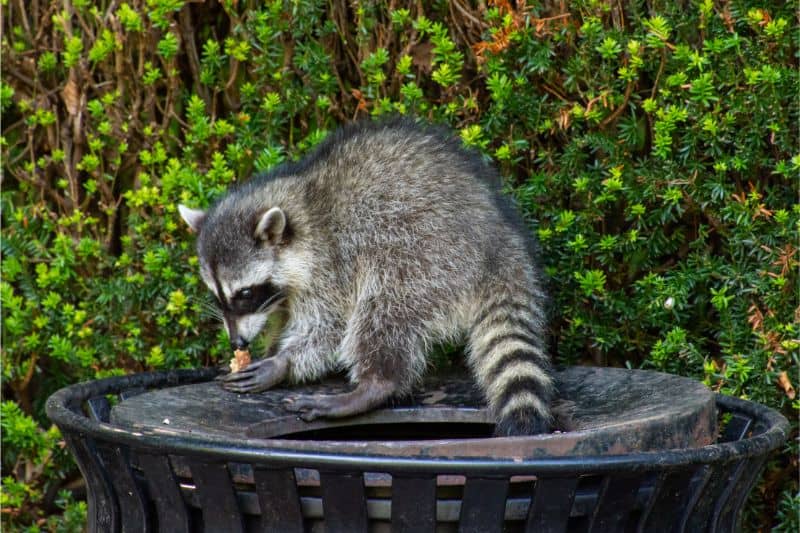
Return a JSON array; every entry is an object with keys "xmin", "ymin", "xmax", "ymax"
[{"xmin": 110, "ymin": 366, "xmax": 716, "ymax": 458}]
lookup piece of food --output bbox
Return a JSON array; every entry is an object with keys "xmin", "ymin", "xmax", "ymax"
[{"xmin": 229, "ymin": 349, "xmax": 251, "ymax": 373}]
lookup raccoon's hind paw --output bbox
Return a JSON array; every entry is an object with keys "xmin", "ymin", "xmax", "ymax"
[
  {"xmin": 284, "ymin": 378, "xmax": 397, "ymax": 422},
  {"xmin": 494, "ymin": 410, "xmax": 552, "ymax": 437},
  {"xmin": 282, "ymin": 395, "xmax": 335, "ymax": 422}
]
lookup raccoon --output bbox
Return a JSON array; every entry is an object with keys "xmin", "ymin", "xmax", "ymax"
[{"xmin": 179, "ymin": 118, "xmax": 553, "ymax": 435}]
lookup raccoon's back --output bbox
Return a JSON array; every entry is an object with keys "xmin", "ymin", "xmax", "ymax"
[
  {"xmin": 309, "ymin": 120, "xmax": 516, "ymax": 247},
  {"xmin": 328, "ymin": 120, "xmax": 493, "ymax": 199}
]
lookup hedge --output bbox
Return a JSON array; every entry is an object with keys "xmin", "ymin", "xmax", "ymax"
[{"xmin": 1, "ymin": 1, "xmax": 797, "ymax": 530}]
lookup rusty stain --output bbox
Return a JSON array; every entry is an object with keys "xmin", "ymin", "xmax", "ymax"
[{"xmin": 111, "ymin": 367, "xmax": 716, "ymax": 460}]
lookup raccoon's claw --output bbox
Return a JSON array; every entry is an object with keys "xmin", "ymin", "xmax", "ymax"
[
  {"xmin": 283, "ymin": 379, "xmax": 396, "ymax": 422},
  {"xmin": 282, "ymin": 396, "xmax": 328, "ymax": 422},
  {"xmin": 223, "ymin": 378, "xmax": 268, "ymax": 394},
  {"xmin": 219, "ymin": 357, "xmax": 288, "ymax": 393},
  {"xmin": 295, "ymin": 408, "xmax": 322, "ymax": 423},
  {"xmin": 218, "ymin": 358, "xmax": 263, "ymax": 381}
]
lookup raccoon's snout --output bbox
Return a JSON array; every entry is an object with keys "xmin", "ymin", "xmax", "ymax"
[
  {"xmin": 224, "ymin": 313, "xmax": 269, "ymax": 351},
  {"xmin": 231, "ymin": 336, "xmax": 249, "ymax": 350}
]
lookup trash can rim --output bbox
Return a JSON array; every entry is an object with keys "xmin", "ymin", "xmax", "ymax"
[{"xmin": 45, "ymin": 368, "xmax": 789, "ymax": 476}]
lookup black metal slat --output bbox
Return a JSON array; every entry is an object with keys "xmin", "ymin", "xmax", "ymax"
[
  {"xmin": 45, "ymin": 370, "xmax": 788, "ymax": 533},
  {"xmin": 391, "ymin": 474, "xmax": 437, "ymax": 532},
  {"xmin": 253, "ymin": 467, "xmax": 304, "ymax": 533},
  {"xmin": 458, "ymin": 477, "xmax": 509, "ymax": 533},
  {"xmin": 684, "ymin": 460, "xmax": 745, "ymax": 532},
  {"xmin": 588, "ymin": 474, "xmax": 641, "ymax": 532},
  {"xmin": 715, "ymin": 456, "xmax": 767, "ymax": 532},
  {"xmin": 119, "ymin": 387, "xmax": 146, "ymax": 400},
  {"xmin": 87, "ymin": 396, "xmax": 111, "ymax": 422},
  {"xmin": 320, "ymin": 471, "xmax": 369, "ymax": 533},
  {"xmin": 138, "ymin": 453, "xmax": 191, "ymax": 533},
  {"xmin": 94, "ymin": 443, "xmax": 151, "ymax": 533},
  {"xmin": 188, "ymin": 460, "xmax": 245, "ymax": 533},
  {"xmin": 719, "ymin": 414, "xmax": 752, "ymax": 442},
  {"xmin": 526, "ymin": 477, "xmax": 578, "ymax": 533},
  {"xmin": 64, "ymin": 434, "xmax": 120, "ymax": 533},
  {"xmin": 639, "ymin": 468, "xmax": 698, "ymax": 533},
  {"xmin": 710, "ymin": 455, "xmax": 767, "ymax": 532},
  {"xmin": 673, "ymin": 464, "xmax": 712, "ymax": 532}
]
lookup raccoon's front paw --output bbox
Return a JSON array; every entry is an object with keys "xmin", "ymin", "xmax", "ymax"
[{"xmin": 219, "ymin": 357, "xmax": 288, "ymax": 393}]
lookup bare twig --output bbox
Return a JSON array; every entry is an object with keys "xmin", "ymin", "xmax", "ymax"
[
  {"xmin": 458, "ymin": 0, "xmax": 485, "ymax": 28},
  {"xmin": 178, "ymin": 5, "xmax": 210, "ymax": 105},
  {"xmin": 650, "ymin": 48, "xmax": 667, "ymax": 100},
  {"xmin": 541, "ymin": 81, "xmax": 570, "ymax": 103},
  {"xmin": 14, "ymin": 0, "xmax": 31, "ymax": 37},
  {"xmin": 600, "ymin": 80, "xmax": 634, "ymax": 128}
]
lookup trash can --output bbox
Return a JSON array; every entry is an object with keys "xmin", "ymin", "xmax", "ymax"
[{"xmin": 46, "ymin": 366, "xmax": 788, "ymax": 532}]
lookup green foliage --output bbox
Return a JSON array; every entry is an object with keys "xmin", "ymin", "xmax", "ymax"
[
  {"xmin": 0, "ymin": 403, "xmax": 83, "ymax": 529},
  {"xmin": 2, "ymin": 1, "xmax": 797, "ymax": 530}
]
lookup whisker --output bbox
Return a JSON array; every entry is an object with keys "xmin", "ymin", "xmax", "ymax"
[
  {"xmin": 257, "ymin": 291, "xmax": 286, "ymax": 313},
  {"xmin": 198, "ymin": 299, "xmax": 221, "ymax": 312},
  {"xmin": 196, "ymin": 296, "xmax": 224, "ymax": 321},
  {"xmin": 201, "ymin": 311, "xmax": 223, "ymax": 322}
]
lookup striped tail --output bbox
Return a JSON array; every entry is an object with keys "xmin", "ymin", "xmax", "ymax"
[{"xmin": 467, "ymin": 288, "xmax": 553, "ymax": 436}]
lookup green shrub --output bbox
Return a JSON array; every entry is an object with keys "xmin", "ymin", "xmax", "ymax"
[{"xmin": 2, "ymin": 1, "xmax": 796, "ymax": 529}]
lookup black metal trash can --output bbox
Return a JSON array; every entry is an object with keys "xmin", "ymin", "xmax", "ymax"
[{"xmin": 46, "ymin": 368, "xmax": 788, "ymax": 533}]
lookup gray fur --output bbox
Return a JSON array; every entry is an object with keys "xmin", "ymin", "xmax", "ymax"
[{"xmin": 180, "ymin": 118, "xmax": 553, "ymax": 435}]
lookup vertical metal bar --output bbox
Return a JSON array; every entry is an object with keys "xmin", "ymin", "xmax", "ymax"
[
  {"xmin": 715, "ymin": 456, "xmax": 767, "ymax": 532},
  {"xmin": 320, "ymin": 471, "xmax": 369, "ymax": 533},
  {"xmin": 684, "ymin": 461, "xmax": 742, "ymax": 532},
  {"xmin": 719, "ymin": 414, "xmax": 752, "ymax": 442},
  {"xmin": 94, "ymin": 443, "xmax": 151, "ymax": 533},
  {"xmin": 138, "ymin": 453, "xmax": 191, "ymax": 533},
  {"xmin": 706, "ymin": 413, "xmax": 758, "ymax": 532},
  {"xmin": 458, "ymin": 477, "xmax": 509, "ymax": 533},
  {"xmin": 588, "ymin": 474, "xmax": 641, "ymax": 532},
  {"xmin": 675, "ymin": 465, "xmax": 712, "ymax": 533},
  {"xmin": 639, "ymin": 468, "xmax": 697, "ymax": 533},
  {"xmin": 525, "ymin": 477, "xmax": 578, "ymax": 533},
  {"xmin": 709, "ymin": 456, "xmax": 765, "ymax": 532},
  {"xmin": 188, "ymin": 460, "xmax": 245, "ymax": 533},
  {"xmin": 391, "ymin": 474, "xmax": 436, "ymax": 532},
  {"xmin": 253, "ymin": 467, "xmax": 304, "ymax": 533},
  {"xmin": 86, "ymin": 396, "xmax": 111, "ymax": 422},
  {"xmin": 63, "ymin": 434, "xmax": 120, "ymax": 533},
  {"xmin": 119, "ymin": 387, "xmax": 146, "ymax": 400}
]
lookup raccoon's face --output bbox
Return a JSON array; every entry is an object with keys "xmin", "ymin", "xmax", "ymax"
[{"xmin": 179, "ymin": 204, "xmax": 291, "ymax": 349}]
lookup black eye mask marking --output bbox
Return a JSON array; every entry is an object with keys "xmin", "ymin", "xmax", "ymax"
[
  {"xmin": 228, "ymin": 281, "xmax": 282, "ymax": 315},
  {"xmin": 209, "ymin": 262, "xmax": 281, "ymax": 315}
]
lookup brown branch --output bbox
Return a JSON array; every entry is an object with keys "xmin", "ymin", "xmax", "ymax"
[
  {"xmin": 600, "ymin": 80, "xmax": 634, "ymax": 128},
  {"xmin": 451, "ymin": 0, "xmax": 486, "ymax": 31},
  {"xmin": 331, "ymin": 0, "xmax": 362, "ymax": 86},
  {"xmin": 650, "ymin": 48, "xmax": 667, "ymax": 100},
  {"xmin": 33, "ymin": 2, "xmax": 57, "ymax": 42},
  {"xmin": 3, "ymin": 64, "xmax": 38, "ymax": 92},
  {"xmin": 8, "ymin": 167, "xmax": 72, "ymax": 211},
  {"xmin": 541, "ymin": 81, "xmax": 570, "ymax": 103},
  {"xmin": 72, "ymin": 8, "xmax": 95, "ymax": 42},
  {"xmin": 178, "ymin": 5, "xmax": 210, "ymax": 106},
  {"xmin": 14, "ymin": 0, "xmax": 31, "ymax": 37}
]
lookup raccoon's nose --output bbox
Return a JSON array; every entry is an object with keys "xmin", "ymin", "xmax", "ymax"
[{"xmin": 231, "ymin": 336, "xmax": 249, "ymax": 350}]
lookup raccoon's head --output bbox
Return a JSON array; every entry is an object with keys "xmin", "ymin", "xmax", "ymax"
[{"xmin": 178, "ymin": 203, "xmax": 296, "ymax": 350}]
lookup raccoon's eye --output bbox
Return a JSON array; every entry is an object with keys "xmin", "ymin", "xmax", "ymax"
[
  {"xmin": 230, "ymin": 282, "xmax": 281, "ymax": 314},
  {"xmin": 237, "ymin": 288, "xmax": 253, "ymax": 300}
]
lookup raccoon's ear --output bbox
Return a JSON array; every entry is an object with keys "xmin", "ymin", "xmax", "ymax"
[
  {"xmin": 254, "ymin": 207, "xmax": 287, "ymax": 245},
  {"xmin": 178, "ymin": 204, "xmax": 206, "ymax": 233}
]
